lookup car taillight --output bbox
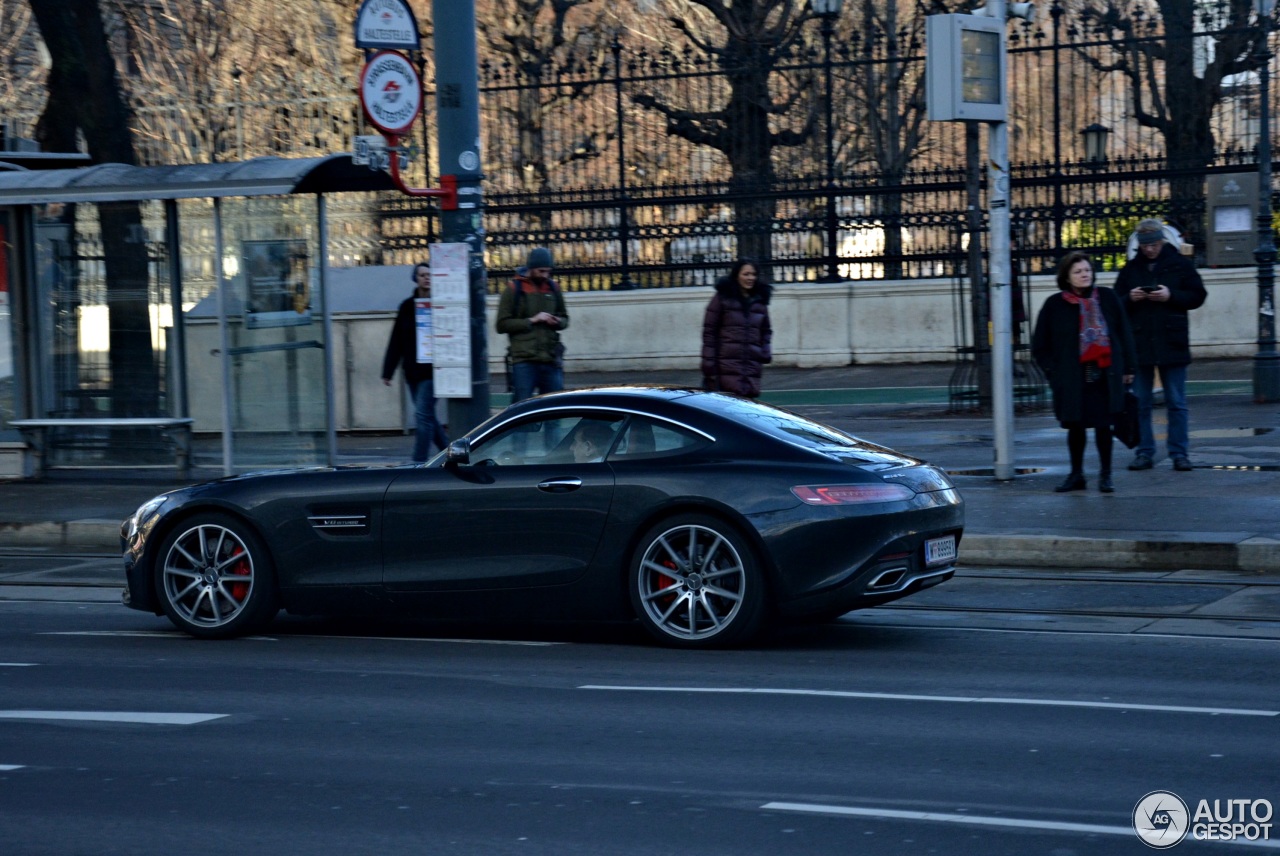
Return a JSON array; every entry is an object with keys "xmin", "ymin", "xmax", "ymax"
[{"xmin": 791, "ymin": 484, "xmax": 915, "ymax": 505}]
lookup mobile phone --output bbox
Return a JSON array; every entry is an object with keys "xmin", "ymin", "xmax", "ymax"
[{"xmin": 1139, "ymin": 285, "xmax": 1159, "ymax": 292}]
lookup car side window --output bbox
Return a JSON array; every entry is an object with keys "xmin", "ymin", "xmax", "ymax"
[
  {"xmin": 609, "ymin": 416, "xmax": 707, "ymax": 461},
  {"xmin": 471, "ymin": 415, "xmax": 621, "ymax": 466}
]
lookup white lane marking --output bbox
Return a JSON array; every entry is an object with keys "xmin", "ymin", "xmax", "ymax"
[
  {"xmin": 0, "ymin": 663, "xmax": 36, "ymax": 667},
  {"xmin": 42, "ymin": 631, "xmax": 277, "ymax": 641},
  {"xmin": 762, "ymin": 802, "xmax": 1280, "ymax": 849},
  {"xmin": 579, "ymin": 686, "xmax": 1278, "ymax": 717},
  {"xmin": 846, "ymin": 616, "xmax": 1280, "ymax": 642},
  {"xmin": 0, "ymin": 599, "xmax": 120, "ymax": 606},
  {"xmin": 0, "ymin": 711, "xmax": 227, "ymax": 725},
  {"xmin": 838, "ymin": 620, "xmax": 1280, "ymax": 643},
  {"xmin": 763, "ymin": 801, "xmax": 1128, "ymax": 836},
  {"xmin": 0, "ymin": 764, "xmax": 26, "ymax": 770},
  {"xmin": 42, "ymin": 631, "xmax": 558, "ymax": 646},
  {"xmin": 294, "ymin": 635, "xmax": 562, "ymax": 647}
]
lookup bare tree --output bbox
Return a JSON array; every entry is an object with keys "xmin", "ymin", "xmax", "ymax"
[
  {"xmin": 28, "ymin": 0, "xmax": 158, "ymax": 418},
  {"xmin": 112, "ymin": 0, "xmax": 358, "ymax": 163},
  {"xmin": 0, "ymin": 0, "xmax": 48, "ymax": 134},
  {"xmin": 478, "ymin": 0, "xmax": 613, "ymax": 225},
  {"xmin": 630, "ymin": 0, "xmax": 817, "ymax": 263},
  {"xmin": 840, "ymin": 0, "xmax": 942, "ymax": 278},
  {"xmin": 1077, "ymin": 0, "xmax": 1274, "ymax": 247}
]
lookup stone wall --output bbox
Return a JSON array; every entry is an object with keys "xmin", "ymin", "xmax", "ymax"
[{"xmin": 181, "ymin": 265, "xmax": 1260, "ymax": 432}]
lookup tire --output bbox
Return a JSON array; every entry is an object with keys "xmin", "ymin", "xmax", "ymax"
[
  {"xmin": 629, "ymin": 513, "xmax": 768, "ymax": 648},
  {"xmin": 154, "ymin": 513, "xmax": 279, "ymax": 639}
]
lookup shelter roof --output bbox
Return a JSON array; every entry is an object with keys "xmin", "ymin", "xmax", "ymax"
[{"xmin": 0, "ymin": 154, "xmax": 397, "ymax": 204}]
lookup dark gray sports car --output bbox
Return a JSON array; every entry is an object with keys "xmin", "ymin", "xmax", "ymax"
[{"xmin": 122, "ymin": 386, "xmax": 963, "ymax": 648}]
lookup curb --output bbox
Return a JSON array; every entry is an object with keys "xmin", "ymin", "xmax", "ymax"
[
  {"xmin": 0, "ymin": 520, "xmax": 120, "ymax": 552},
  {"xmin": 961, "ymin": 534, "xmax": 1280, "ymax": 574}
]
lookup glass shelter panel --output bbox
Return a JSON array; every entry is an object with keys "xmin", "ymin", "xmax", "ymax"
[
  {"xmin": 31, "ymin": 200, "xmax": 176, "ymax": 467},
  {"xmin": 185, "ymin": 195, "xmax": 329, "ymax": 472},
  {"xmin": 0, "ymin": 211, "xmax": 12, "ymax": 433}
]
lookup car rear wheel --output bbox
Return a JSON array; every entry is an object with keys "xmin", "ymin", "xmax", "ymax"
[
  {"xmin": 629, "ymin": 514, "xmax": 767, "ymax": 648},
  {"xmin": 154, "ymin": 513, "xmax": 278, "ymax": 639}
]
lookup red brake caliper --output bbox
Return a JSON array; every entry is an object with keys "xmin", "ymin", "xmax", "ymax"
[
  {"xmin": 657, "ymin": 559, "xmax": 678, "ymax": 608},
  {"xmin": 227, "ymin": 545, "xmax": 250, "ymax": 601}
]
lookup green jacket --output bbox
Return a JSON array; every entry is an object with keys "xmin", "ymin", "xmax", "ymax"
[{"xmin": 495, "ymin": 275, "xmax": 569, "ymax": 363}]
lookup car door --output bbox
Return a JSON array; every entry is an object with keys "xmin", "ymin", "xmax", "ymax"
[{"xmin": 382, "ymin": 413, "xmax": 619, "ymax": 591}]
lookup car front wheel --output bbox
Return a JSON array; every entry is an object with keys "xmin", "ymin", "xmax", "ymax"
[
  {"xmin": 154, "ymin": 513, "xmax": 278, "ymax": 639},
  {"xmin": 629, "ymin": 514, "xmax": 767, "ymax": 648}
]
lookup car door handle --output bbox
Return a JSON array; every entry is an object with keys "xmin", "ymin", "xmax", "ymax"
[{"xmin": 537, "ymin": 477, "xmax": 582, "ymax": 493}]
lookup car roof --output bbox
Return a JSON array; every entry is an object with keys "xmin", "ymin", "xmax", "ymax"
[
  {"xmin": 523, "ymin": 384, "xmax": 700, "ymax": 403},
  {"xmin": 506, "ymin": 385, "xmax": 755, "ymax": 421}
]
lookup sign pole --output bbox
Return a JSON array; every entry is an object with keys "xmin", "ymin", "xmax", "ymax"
[
  {"xmin": 432, "ymin": 0, "xmax": 489, "ymax": 435},
  {"xmin": 926, "ymin": 4, "xmax": 1023, "ymax": 480},
  {"xmin": 988, "ymin": 111, "xmax": 1015, "ymax": 480},
  {"xmin": 986, "ymin": 0, "xmax": 1015, "ymax": 480}
]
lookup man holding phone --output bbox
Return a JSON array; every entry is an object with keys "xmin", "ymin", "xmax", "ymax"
[
  {"xmin": 496, "ymin": 247, "xmax": 569, "ymax": 403},
  {"xmin": 1114, "ymin": 218, "xmax": 1208, "ymax": 472}
]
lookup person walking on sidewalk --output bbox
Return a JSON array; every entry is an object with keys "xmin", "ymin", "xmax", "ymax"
[
  {"xmin": 1032, "ymin": 251, "xmax": 1136, "ymax": 493},
  {"xmin": 496, "ymin": 247, "xmax": 569, "ymax": 403},
  {"xmin": 1113, "ymin": 218, "xmax": 1207, "ymax": 472},
  {"xmin": 701, "ymin": 259, "xmax": 773, "ymax": 398},
  {"xmin": 381, "ymin": 261, "xmax": 448, "ymax": 463}
]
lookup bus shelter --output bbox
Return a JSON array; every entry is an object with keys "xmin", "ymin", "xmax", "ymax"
[{"xmin": 0, "ymin": 155, "xmax": 396, "ymax": 478}]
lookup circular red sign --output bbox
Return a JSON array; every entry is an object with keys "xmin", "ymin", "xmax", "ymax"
[{"xmin": 359, "ymin": 51, "xmax": 422, "ymax": 135}]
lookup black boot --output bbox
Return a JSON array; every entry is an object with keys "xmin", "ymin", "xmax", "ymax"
[
  {"xmin": 1054, "ymin": 472, "xmax": 1086, "ymax": 492},
  {"xmin": 1098, "ymin": 472, "xmax": 1114, "ymax": 493}
]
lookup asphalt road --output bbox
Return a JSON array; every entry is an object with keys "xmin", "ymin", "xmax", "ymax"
[{"xmin": 2, "ymin": 570, "xmax": 1279, "ymax": 855}]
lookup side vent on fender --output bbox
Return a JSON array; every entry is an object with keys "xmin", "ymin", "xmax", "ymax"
[{"xmin": 308, "ymin": 510, "xmax": 370, "ymax": 536}]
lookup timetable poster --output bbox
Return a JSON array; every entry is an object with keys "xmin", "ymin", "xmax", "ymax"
[{"xmin": 429, "ymin": 242, "xmax": 472, "ymax": 398}]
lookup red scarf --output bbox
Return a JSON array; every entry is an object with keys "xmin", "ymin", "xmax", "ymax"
[{"xmin": 1061, "ymin": 289, "xmax": 1112, "ymax": 367}]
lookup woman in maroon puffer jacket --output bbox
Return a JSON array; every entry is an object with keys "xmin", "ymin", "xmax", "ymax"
[{"xmin": 701, "ymin": 260, "xmax": 773, "ymax": 398}]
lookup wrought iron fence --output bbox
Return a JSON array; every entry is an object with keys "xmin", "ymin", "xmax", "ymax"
[
  {"xmin": 6, "ymin": 5, "xmax": 1277, "ymax": 291},
  {"xmin": 449, "ymin": 4, "xmax": 1277, "ymax": 291}
]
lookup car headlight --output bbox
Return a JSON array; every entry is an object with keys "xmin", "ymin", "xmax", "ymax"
[{"xmin": 125, "ymin": 495, "xmax": 167, "ymax": 540}]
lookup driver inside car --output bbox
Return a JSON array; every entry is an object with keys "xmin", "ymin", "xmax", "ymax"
[{"xmin": 568, "ymin": 421, "xmax": 617, "ymax": 464}]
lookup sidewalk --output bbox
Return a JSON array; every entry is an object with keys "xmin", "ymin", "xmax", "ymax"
[{"xmin": 1, "ymin": 359, "xmax": 1278, "ymax": 580}]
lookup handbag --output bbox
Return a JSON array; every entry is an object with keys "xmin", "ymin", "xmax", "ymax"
[{"xmin": 1111, "ymin": 389, "xmax": 1140, "ymax": 449}]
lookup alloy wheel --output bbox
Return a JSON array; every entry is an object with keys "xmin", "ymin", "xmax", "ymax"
[
  {"xmin": 161, "ymin": 522, "xmax": 256, "ymax": 630},
  {"xmin": 636, "ymin": 522, "xmax": 748, "ymax": 642}
]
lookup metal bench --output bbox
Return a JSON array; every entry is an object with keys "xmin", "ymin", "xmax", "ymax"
[{"xmin": 9, "ymin": 417, "xmax": 194, "ymax": 478}]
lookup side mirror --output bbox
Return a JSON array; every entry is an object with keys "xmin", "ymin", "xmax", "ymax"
[{"xmin": 444, "ymin": 438, "xmax": 471, "ymax": 466}]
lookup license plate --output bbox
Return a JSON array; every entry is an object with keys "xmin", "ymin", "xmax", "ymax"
[{"xmin": 924, "ymin": 535, "xmax": 957, "ymax": 566}]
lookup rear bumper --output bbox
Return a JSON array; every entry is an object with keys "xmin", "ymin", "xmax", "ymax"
[{"xmin": 775, "ymin": 527, "xmax": 962, "ymax": 620}]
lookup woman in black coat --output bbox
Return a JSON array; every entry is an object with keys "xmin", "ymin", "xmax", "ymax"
[
  {"xmin": 1032, "ymin": 251, "xmax": 1136, "ymax": 493},
  {"xmin": 701, "ymin": 260, "xmax": 773, "ymax": 398}
]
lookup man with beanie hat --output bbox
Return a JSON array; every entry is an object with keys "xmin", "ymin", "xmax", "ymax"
[
  {"xmin": 496, "ymin": 247, "xmax": 569, "ymax": 402},
  {"xmin": 1114, "ymin": 218, "xmax": 1207, "ymax": 472}
]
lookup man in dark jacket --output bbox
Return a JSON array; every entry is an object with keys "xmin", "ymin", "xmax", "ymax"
[
  {"xmin": 1113, "ymin": 219, "xmax": 1208, "ymax": 472},
  {"xmin": 382, "ymin": 262, "xmax": 448, "ymax": 462},
  {"xmin": 496, "ymin": 247, "xmax": 569, "ymax": 403}
]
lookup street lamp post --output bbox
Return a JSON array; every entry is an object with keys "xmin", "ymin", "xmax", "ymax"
[
  {"xmin": 1255, "ymin": 0, "xmax": 1279, "ymax": 403},
  {"xmin": 812, "ymin": 0, "xmax": 844, "ymax": 282},
  {"xmin": 231, "ymin": 64, "xmax": 244, "ymax": 161}
]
